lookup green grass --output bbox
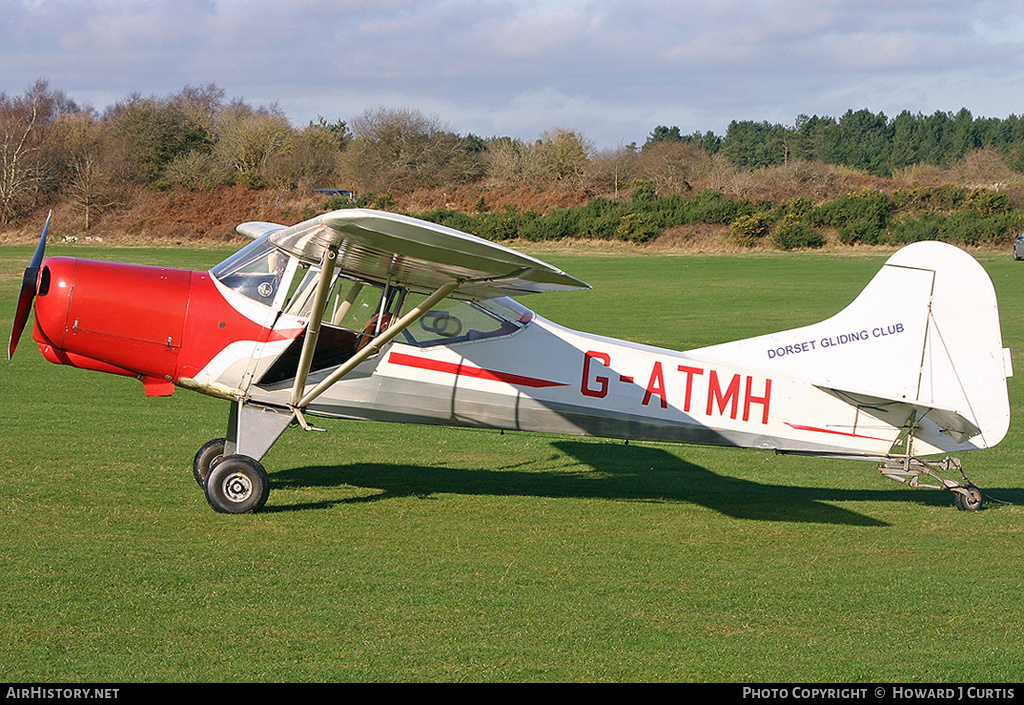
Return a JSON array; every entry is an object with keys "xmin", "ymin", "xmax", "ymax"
[{"xmin": 1, "ymin": 243, "xmax": 1023, "ymax": 682}]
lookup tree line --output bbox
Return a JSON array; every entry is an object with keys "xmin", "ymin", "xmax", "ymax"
[
  {"xmin": 653, "ymin": 108, "xmax": 1024, "ymax": 177},
  {"xmin": 0, "ymin": 79, "xmax": 608, "ymax": 226},
  {"xmin": 4, "ymin": 79, "xmax": 1024, "ymax": 251}
]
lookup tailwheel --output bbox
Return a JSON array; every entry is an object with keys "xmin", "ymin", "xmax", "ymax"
[
  {"xmin": 952, "ymin": 483, "xmax": 984, "ymax": 512},
  {"xmin": 193, "ymin": 438, "xmax": 227, "ymax": 488},
  {"xmin": 878, "ymin": 457, "xmax": 985, "ymax": 511},
  {"xmin": 204, "ymin": 454, "xmax": 270, "ymax": 514}
]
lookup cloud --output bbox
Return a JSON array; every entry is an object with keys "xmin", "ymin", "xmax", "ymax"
[{"xmin": 3, "ymin": 0, "xmax": 1024, "ymax": 148}]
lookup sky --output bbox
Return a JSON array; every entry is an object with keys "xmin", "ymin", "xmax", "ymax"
[{"xmin": 3, "ymin": 0, "xmax": 1024, "ymax": 150}]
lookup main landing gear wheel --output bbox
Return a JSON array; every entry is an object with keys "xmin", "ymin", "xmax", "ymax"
[
  {"xmin": 952, "ymin": 483, "xmax": 984, "ymax": 512},
  {"xmin": 204, "ymin": 454, "xmax": 270, "ymax": 514},
  {"xmin": 193, "ymin": 437, "xmax": 227, "ymax": 488}
]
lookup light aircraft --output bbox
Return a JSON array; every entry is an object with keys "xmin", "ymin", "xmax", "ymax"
[{"xmin": 8, "ymin": 209, "xmax": 1013, "ymax": 513}]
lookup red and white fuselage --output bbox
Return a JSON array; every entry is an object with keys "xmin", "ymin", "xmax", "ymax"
[{"xmin": 29, "ymin": 239, "xmax": 1010, "ymax": 463}]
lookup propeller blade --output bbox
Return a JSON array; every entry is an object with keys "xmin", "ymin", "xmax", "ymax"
[{"xmin": 8, "ymin": 212, "xmax": 51, "ymax": 360}]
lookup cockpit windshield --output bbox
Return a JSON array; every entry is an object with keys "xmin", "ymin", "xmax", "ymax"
[{"xmin": 210, "ymin": 235, "xmax": 290, "ymax": 304}]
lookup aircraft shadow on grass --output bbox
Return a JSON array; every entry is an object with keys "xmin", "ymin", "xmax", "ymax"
[{"xmin": 266, "ymin": 439, "xmax": 1023, "ymax": 525}]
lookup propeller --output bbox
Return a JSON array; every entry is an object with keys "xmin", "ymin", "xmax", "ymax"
[{"xmin": 8, "ymin": 211, "xmax": 51, "ymax": 360}]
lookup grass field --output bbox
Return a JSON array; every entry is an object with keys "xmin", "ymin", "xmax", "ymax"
[{"xmin": 1, "ymin": 242, "xmax": 1023, "ymax": 682}]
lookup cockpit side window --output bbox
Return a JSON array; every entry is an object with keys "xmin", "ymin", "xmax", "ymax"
[
  {"xmin": 256, "ymin": 275, "xmax": 398, "ymax": 388},
  {"xmin": 398, "ymin": 296, "xmax": 529, "ymax": 347},
  {"xmin": 278, "ymin": 266, "xmax": 387, "ymax": 325},
  {"xmin": 282, "ymin": 264, "xmax": 318, "ymax": 317}
]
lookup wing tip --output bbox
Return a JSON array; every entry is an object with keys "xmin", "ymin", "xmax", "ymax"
[{"xmin": 236, "ymin": 221, "xmax": 286, "ymax": 240}]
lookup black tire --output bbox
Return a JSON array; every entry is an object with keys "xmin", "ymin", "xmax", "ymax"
[
  {"xmin": 193, "ymin": 438, "xmax": 227, "ymax": 488},
  {"xmin": 204, "ymin": 454, "xmax": 270, "ymax": 514},
  {"xmin": 953, "ymin": 483, "xmax": 983, "ymax": 511}
]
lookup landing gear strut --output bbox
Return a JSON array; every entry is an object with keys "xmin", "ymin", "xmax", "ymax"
[
  {"xmin": 192, "ymin": 401, "xmax": 295, "ymax": 513},
  {"xmin": 878, "ymin": 456, "xmax": 984, "ymax": 511}
]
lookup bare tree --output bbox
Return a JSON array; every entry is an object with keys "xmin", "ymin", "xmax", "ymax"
[
  {"xmin": 0, "ymin": 79, "xmax": 75, "ymax": 224},
  {"xmin": 266, "ymin": 117, "xmax": 349, "ymax": 190},
  {"xmin": 485, "ymin": 129, "xmax": 594, "ymax": 191},
  {"xmin": 588, "ymin": 143, "xmax": 641, "ymax": 197},
  {"xmin": 213, "ymin": 102, "xmax": 292, "ymax": 188},
  {"xmin": 635, "ymin": 140, "xmax": 709, "ymax": 195},
  {"xmin": 54, "ymin": 111, "xmax": 120, "ymax": 229},
  {"xmin": 345, "ymin": 107, "xmax": 484, "ymax": 193},
  {"xmin": 484, "ymin": 136, "xmax": 529, "ymax": 188}
]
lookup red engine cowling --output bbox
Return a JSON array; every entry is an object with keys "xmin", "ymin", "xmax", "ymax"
[{"xmin": 32, "ymin": 257, "xmax": 193, "ymax": 396}]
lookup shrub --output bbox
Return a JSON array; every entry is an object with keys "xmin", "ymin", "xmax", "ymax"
[
  {"xmin": 837, "ymin": 217, "xmax": 884, "ymax": 245},
  {"xmin": 886, "ymin": 214, "xmax": 943, "ymax": 244},
  {"xmin": 576, "ymin": 197, "xmax": 630, "ymax": 238},
  {"xmin": 885, "ymin": 211, "xmax": 1023, "ymax": 246},
  {"xmin": 962, "ymin": 188, "xmax": 1011, "ymax": 216},
  {"xmin": 323, "ymin": 195, "xmax": 356, "ymax": 212},
  {"xmin": 946, "ymin": 211, "xmax": 1023, "ymax": 246},
  {"xmin": 777, "ymin": 195, "xmax": 814, "ymax": 219},
  {"xmin": 630, "ymin": 181, "xmax": 657, "ymax": 203},
  {"xmin": 772, "ymin": 213, "xmax": 824, "ymax": 250},
  {"xmin": 519, "ymin": 208, "xmax": 580, "ymax": 241},
  {"xmin": 730, "ymin": 212, "xmax": 774, "ymax": 247},
  {"xmin": 475, "ymin": 208, "xmax": 533, "ymax": 241},
  {"xmin": 615, "ymin": 212, "xmax": 661, "ymax": 243},
  {"xmin": 812, "ymin": 188, "xmax": 894, "ymax": 229},
  {"xmin": 892, "ymin": 184, "xmax": 968, "ymax": 212},
  {"xmin": 688, "ymin": 188, "xmax": 747, "ymax": 224},
  {"xmin": 633, "ymin": 193, "xmax": 694, "ymax": 227},
  {"xmin": 354, "ymin": 192, "xmax": 394, "ymax": 209},
  {"xmin": 419, "ymin": 208, "xmax": 477, "ymax": 234}
]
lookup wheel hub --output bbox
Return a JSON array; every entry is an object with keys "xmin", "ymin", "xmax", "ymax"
[{"xmin": 222, "ymin": 472, "xmax": 253, "ymax": 503}]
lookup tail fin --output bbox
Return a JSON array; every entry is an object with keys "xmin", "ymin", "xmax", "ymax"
[{"xmin": 696, "ymin": 241, "xmax": 1012, "ymax": 454}]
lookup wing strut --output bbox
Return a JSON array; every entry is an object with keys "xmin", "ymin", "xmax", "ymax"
[
  {"xmin": 289, "ymin": 246, "xmax": 339, "ymax": 408},
  {"xmin": 330, "ymin": 281, "xmax": 363, "ymax": 325},
  {"xmin": 294, "ymin": 279, "xmax": 461, "ymax": 411}
]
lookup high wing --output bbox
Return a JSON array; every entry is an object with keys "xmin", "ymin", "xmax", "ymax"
[{"xmin": 237, "ymin": 208, "xmax": 589, "ymax": 298}]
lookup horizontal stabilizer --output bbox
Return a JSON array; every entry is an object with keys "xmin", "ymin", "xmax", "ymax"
[{"xmin": 818, "ymin": 385, "xmax": 982, "ymax": 444}]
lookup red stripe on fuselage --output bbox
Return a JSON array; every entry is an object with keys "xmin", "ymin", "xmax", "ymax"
[
  {"xmin": 784, "ymin": 421, "xmax": 891, "ymax": 443},
  {"xmin": 388, "ymin": 351, "xmax": 566, "ymax": 388}
]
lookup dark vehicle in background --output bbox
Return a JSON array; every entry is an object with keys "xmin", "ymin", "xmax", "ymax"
[{"xmin": 314, "ymin": 188, "xmax": 353, "ymax": 201}]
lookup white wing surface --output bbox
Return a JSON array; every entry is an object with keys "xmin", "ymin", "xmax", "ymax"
[{"xmin": 238, "ymin": 208, "xmax": 589, "ymax": 298}]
